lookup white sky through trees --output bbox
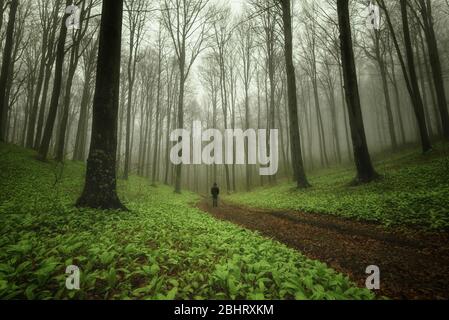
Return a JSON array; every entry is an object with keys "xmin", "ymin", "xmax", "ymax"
[{"xmin": 120, "ymin": 0, "xmax": 246, "ymax": 116}]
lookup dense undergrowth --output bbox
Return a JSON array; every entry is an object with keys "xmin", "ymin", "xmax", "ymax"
[
  {"xmin": 0, "ymin": 143, "xmax": 374, "ymax": 300},
  {"xmin": 228, "ymin": 144, "xmax": 449, "ymax": 230}
]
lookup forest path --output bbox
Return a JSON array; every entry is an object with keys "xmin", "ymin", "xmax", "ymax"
[{"xmin": 197, "ymin": 198, "xmax": 449, "ymax": 300}]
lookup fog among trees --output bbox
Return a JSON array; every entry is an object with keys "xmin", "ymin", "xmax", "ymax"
[
  {"xmin": 1, "ymin": 0, "xmax": 449, "ymax": 199},
  {"xmin": 2, "ymin": 0, "xmax": 449, "ymax": 301}
]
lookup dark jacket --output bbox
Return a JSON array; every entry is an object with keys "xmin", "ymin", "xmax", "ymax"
[{"xmin": 211, "ymin": 186, "xmax": 219, "ymax": 198}]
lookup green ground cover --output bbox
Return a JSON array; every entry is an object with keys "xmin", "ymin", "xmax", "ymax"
[
  {"xmin": 228, "ymin": 144, "xmax": 449, "ymax": 230},
  {"xmin": 0, "ymin": 143, "xmax": 373, "ymax": 300}
]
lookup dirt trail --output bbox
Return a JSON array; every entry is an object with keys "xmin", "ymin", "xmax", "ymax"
[{"xmin": 197, "ymin": 198, "xmax": 449, "ymax": 300}]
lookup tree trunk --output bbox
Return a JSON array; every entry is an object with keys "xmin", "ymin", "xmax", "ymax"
[
  {"xmin": 419, "ymin": 0, "xmax": 449, "ymax": 139},
  {"xmin": 281, "ymin": 0, "xmax": 309, "ymax": 187},
  {"xmin": 38, "ymin": 0, "xmax": 71, "ymax": 160},
  {"xmin": 267, "ymin": 45, "xmax": 276, "ymax": 184},
  {"xmin": 374, "ymin": 31, "xmax": 397, "ymax": 149},
  {"xmin": 137, "ymin": 97, "xmax": 145, "ymax": 176},
  {"xmin": 338, "ymin": 66, "xmax": 353, "ymax": 161},
  {"xmin": 419, "ymin": 29, "xmax": 442, "ymax": 137},
  {"xmin": 244, "ymin": 72, "xmax": 251, "ymax": 191},
  {"xmin": 256, "ymin": 71, "xmax": 263, "ymax": 186},
  {"xmin": 0, "ymin": 0, "xmax": 19, "ymax": 141},
  {"xmin": 314, "ymin": 86, "xmax": 328, "ymax": 167},
  {"xmin": 73, "ymin": 54, "xmax": 95, "ymax": 162},
  {"xmin": 34, "ymin": 63, "xmax": 52, "ymax": 149},
  {"xmin": 73, "ymin": 83, "xmax": 91, "ymax": 161},
  {"xmin": 174, "ymin": 67, "xmax": 185, "ymax": 194},
  {"xmin": 399, "ymin": 0, "xmax": 432, "ymax": 152},
  {"xmin": 21, "ymin": 87, "xmax": 31, "ymax": 146},
  {"xmin": 380, "ymin": 0, "xmax": 432, "ymax": 152},
  {"xmin": 151, "ymin": 50, "xmax": 162, "ymax": 186},
  {"xmin": 164, "ymin": 99, "xmax": 172, "ymax": 185},
  {"xmin": 337, "ymin": 0, "xmax": 378, "ymax": 183},
  {"xmin": 123, "ymin": 82, "xmax": 133, "ymax": 179},
  {"xmin": 277, "ymin": 90, "xmax": 288, "ymax": 175},
  {"xmin": 56, "ymin": 43, "xmax": 79, "ymax": 162},
  {"xmin": 117, "ymin": 82, "xmax": 126, "ymax": 174},
  {"xmin": 324, "ymin": 68, "xmax": 342, "ymax": 164},
  {"xmin": 139, "ymin": 106, "xmax": 148, "ymax": 175},
  {"xmin": 26, "ymin": 33, "xmax": 48, "ymax": 148},
  {"xmin": 415, "ymin": 36, "xmax": 433, "ymax": 138},
  {"xmin": 388, "ymin": 49, "xmax": 407, "ymax": 145},
  {"xmin": 230, "ymin": 69, "xmax": 237, "ymax": 192},
  {"xmin": 123, "ymin": 30, "xmax": 138, "ymax": 179},
  {"xmin": 77, "ymin": 0, "xmax": 125, "ymax": 210}
]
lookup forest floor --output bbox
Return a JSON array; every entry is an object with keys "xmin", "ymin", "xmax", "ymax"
[
  {"xmin": 0, "ymin": 143, "xmax": 374, "ymax": 300},
  {"xmin": 197, "ymin": 143, "xmax": 449, "ymax": 300},
  {"xmin": 198, "ymin": 198, "xmax": 449, "ymax": 300},
  {"xmin": 2, "ymin": 142, "xmax": 448, "ymax": 300},
  {"xmin": 227, "ymin": 143, "xmax": 449, "ymax": 230}
]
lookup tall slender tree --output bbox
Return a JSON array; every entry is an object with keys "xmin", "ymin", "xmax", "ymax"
[
  {"xmin": 416, "ymin": 0, "xmax": 449, "ymax": 139},
  {"xmin": 73, "ymin": 35, "xmax": 99, "ymax": 161},
  {"xmin": 123, "ymin": 0, "xmax": 148, "ymax": 179},
  {"xmin": 378, "ymin": 0, "xmax": 431, "ymax": 153},
  {"xmin": 399, "ymin": 0, "xmax": 432, "ymax": 152},
  {"xmin": 37, "ymin": 0, "xmax": 72, "ymax": 160},
  {"xmin": 56, "ymin": 0, "xmax": 95, "ymax": 162},
  {"xmin": 34, "ymin": 1, "xmax": 61, "ymax": 149},
  {"xmin": 237, "ymin": 10, "xmax": 255, "ymax": 191},
  {"xmin": 280, "ymin": 0, "xmax": 310, "ymax": 188},
  {"xmin": 213, "ymin": 6, "xmax": 232, "ymax": 193},
  {"xmin": 151, "ymin": 25, "xmax": 164, "ymax": 186},
  {"xmin": 337, "ymin": 0, "xmax": 378, "ymax": 183},
  {"xmin": 161, "ymin": 0, "xmax": 214, "ymax": 193},
  {"xmin": 0, "ymin": 0, "xmax": 19, "ymax": 141}
]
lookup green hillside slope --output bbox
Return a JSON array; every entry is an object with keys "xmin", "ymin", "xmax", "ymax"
[{"xmin": 228, "ymin": 145, "xmax": 449, "ymax": 230}]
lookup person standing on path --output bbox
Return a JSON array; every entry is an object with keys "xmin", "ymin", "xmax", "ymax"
[{"xmin": 211, "ymin": 183, "xmax": 220, "ymax": 208}]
